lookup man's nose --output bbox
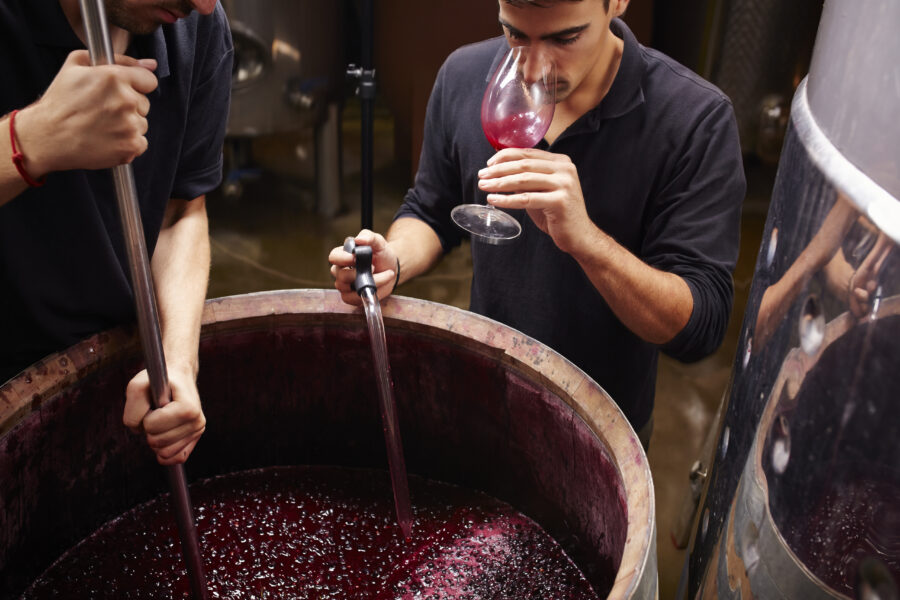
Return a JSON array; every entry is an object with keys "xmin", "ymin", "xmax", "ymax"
[
  {"xmin": 190, "ymin": 0, "xmax": 217, "ymax": 15},
  {"xmin": 520, "ymin": 47, "xmax": 552, "ymax": 86}
]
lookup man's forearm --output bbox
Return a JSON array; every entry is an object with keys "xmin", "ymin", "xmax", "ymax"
[
  {"xmin": 150, "ymin": 196, "xmax": 210, "ymax": 377},
  {"xmin": 570, "ymin": 225, "xmax": 694, "ymax": 345},
  {"xmin": 385, "ymin": 217, "xmax": 444, "ymax": 286}
]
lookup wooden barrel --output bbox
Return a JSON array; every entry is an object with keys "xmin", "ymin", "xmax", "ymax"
[{"xmin": 0, "ymin": 290, "xmax": 656, "ymax": 598}]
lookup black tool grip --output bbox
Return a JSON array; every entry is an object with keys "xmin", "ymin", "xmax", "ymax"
[{"xmin": 343, "ymin": 238, "xmax": 376, "ymax": 294}]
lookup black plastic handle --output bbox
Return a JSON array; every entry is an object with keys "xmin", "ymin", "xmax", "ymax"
[{"xmin": 343, "ymin": 238, "xmax": 376, "ymax": 294}]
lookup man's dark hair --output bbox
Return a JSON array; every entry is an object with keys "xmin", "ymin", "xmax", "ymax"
[{"xmin": 504, "ymin": 0, "xmax": 611, "ymax": 11}]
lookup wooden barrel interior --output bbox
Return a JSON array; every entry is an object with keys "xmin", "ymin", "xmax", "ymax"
[{"xmin": 0, "ymin": 291, "xmax": 653, "ymax": 598}]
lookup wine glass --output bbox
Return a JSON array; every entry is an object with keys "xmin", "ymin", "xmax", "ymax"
[{"xmin": 451, "ymin": 45, "xmax": 557, "ymax": 244}]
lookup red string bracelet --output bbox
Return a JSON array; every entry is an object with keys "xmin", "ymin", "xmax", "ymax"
[{"xmin": 9, "ymin": 109, "xmax": 45, "ymax": 187}]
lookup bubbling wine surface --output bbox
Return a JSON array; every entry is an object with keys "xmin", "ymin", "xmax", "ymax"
[{"xmin": 24, "ymin": 466, "xmax": 599, "ymax": 599}]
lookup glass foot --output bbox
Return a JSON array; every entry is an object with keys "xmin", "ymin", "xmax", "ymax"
[{"xmin": 451, "ymin": 204, "xmax": 521, "ymax": 245}]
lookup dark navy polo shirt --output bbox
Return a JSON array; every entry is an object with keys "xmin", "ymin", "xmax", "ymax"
[
  {"xmin": 0, "ymin": 0, "xmax": 233, "ymax": 380},
  {"xmin": 396, "ymin": 20, "xmax": 746, "ymax": 430}
]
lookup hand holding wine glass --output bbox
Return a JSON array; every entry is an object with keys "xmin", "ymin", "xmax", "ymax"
[{"xmin": 451, "ymin": 46, "xmax": 557, "ymax": 244}]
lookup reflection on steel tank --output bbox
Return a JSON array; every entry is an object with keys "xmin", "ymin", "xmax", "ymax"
[
  {"xmin": 220, "ymin": 1, "xmax": 344, "ymax": 215},
  {"xmin": 683, "ymin": 0, "xmax": 900, "ymax": 598}
]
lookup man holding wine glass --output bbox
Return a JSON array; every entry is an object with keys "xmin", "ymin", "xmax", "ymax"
[{"xmin": 330, "ymin": 0, "xmax": 745, "ymax": 448}]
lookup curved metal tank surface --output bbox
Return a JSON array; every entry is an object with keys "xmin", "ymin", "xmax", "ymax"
[
  {"xmin": 221, "ymin": 0, "xmax": 344, "ymax": 137},
  {"xmin": 685, "ymin": 0, "xmax": 900, "ymax": 597},
  {"xmin": 218, "ymin": 1, "xmax": 345, "ymax": 215},
  {"xmin": 0, "ymin": 291, "xmax": 657, "ymax": 599}
]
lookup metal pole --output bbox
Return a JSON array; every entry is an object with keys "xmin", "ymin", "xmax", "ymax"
[
  {"xmin": 349, "ymin": 0, "xmax": 376, "ymax": 231},
  {"xmin": 78, "ymin": 2, "xmax": 209, "ymax": 597},
  {"xmin": 361, "ymin": 0, "xmax": 374, "ymax": 231}
]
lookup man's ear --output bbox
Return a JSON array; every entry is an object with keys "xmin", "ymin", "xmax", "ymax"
[{"xmin": 610, "ymin": 0, "xmax": 630, "ymax": 18}]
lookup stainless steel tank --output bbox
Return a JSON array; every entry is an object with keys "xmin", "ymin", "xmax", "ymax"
[
  {"xmin": 220, "ymin": 0, "xmax": 344, "ymax": 215},
  {"xmin": 706, "ymin": 0, "xmax": 821, "ymax": 162},
  {"xmin": 652, "ymin": 0, "xmax": 821, "ymax": 163},
  {"xmin": 223, "ymin": 0, "xmax": 343, "ymax": 136},
  {"xmin": 683, "ymin": 0, "xmax": 900, "ymax": 597}
]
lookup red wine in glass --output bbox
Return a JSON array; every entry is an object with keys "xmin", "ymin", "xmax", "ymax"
[{"xmin": 451, "ymin": 46, "xmax": 557, "ymax": 244}]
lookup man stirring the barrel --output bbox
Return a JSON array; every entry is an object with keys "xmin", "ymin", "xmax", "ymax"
[
  {"xmin": 330, "ymin": 0, "xmax": 745, "ymax": 448},
  {"xmin": 0, "ymin": 0, "xmax": 233, "ymax": 464}
]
